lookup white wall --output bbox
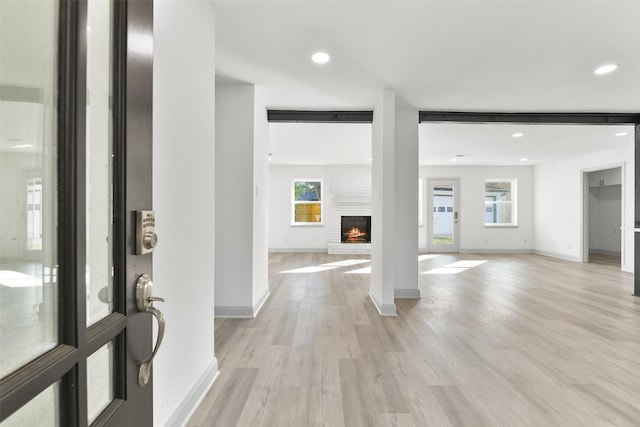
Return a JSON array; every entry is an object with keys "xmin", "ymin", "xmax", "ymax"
[
  {"xmin": 215, "ymin": 84, "xmax": 255, "ymax": 308},
  {"xmin": 419, "ymin": 166, "xmax": 535, "ymax": 253},
  {"xmin": 268, "ymin": 165, "xmax": 330, "ymax": 251},
  {"xmin": 153, "ymin": 1, "xmax": 217, "ymax": 425},
  {"xmin": 268, "ymin": 164, "xmax": 375, "ymax": 252},
  {"xmin": 534, "ymin": 144, "xmax": 634, "ymax": 272},
  {"xmin": 215, "ymin": 83, "xmax": 270, "ymax": 316}
]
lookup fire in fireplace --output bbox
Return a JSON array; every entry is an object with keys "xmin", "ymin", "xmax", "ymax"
[{"xmin": 341, "ymin": 216, "xmax": 371, "ymax": 243}]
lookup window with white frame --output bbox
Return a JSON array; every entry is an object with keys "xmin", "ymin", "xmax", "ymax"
[
  {"xmin": 292, "ymin": 180, "xmax": 322, "ymax": 224},
  {"xmin": 484, "ymin": 179, "xmax": 517, "ymax": 226}
]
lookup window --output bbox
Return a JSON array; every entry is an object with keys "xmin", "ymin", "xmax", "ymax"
[
  {"xmin": 27, "ymin": 177, "xmax": 43, "ymax": 250},
  {"xmin": 292, "ymin": 180, "xmax": 322, "ymax": 224},
  {"xmin": 484, "ymin": 179, "xmax": 517, "ymax": 226}
]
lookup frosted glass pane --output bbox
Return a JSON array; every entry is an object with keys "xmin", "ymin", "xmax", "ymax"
[
  {"xmin": 0, "ymin": 0, "xmax": 59, "ymax": 378},
  {"xmin": 1, "ymin": 381, "xmax": 59, "ymax": 427},
  {"xmin": 86, "ymin": 0, "xmax": 114, "ymax": 326},
  {"xmin": 87, "ymin": 341, "xmax": 114, "ymax": 424}
]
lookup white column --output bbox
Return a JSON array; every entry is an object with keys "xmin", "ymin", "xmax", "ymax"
[
  {"xmin": 370, "ymin": 91, "xmax": 421, "ymax": 316},
  {"xmin": 394, "ymin": 109, "xmax": 420, "ymax": 299},
  {"xmin": 215, "ymin": 83, "xmax": 270, "ymax": 317},
  {"xmin": 252, "ymin": 86, "xmax": 271, "ymax": 311},
  {"xmin": 370, "ymin": 89, "xmax": 397, "ymax": 315}
]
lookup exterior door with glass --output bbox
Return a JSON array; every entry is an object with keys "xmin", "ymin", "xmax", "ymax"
[
  {"xmin": 0, "ymin": 0, "xmax": 156, "ymax": 425},
  {"xmin": 428, "ymin": 179, "xmax": 459, "ymax": 253}
]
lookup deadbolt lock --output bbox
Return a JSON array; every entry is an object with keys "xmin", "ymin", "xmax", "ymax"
[{"xmin": 136, "ymin": 210, "xmax": 157, "ymax": 255}]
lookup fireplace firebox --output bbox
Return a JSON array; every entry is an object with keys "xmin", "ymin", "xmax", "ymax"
[{"xmin": 341, "ymin": 216, "xmax": 371, "ymax": 243}]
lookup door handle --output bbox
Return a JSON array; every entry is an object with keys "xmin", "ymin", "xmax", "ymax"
[{"xmin": 135, "ymin": 273, "xmax": 165, "ymax": 387}]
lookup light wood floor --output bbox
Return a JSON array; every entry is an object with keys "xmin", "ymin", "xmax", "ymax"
[
  {"xmin": 589, "ymin": 252, "xmax": 622, "ymax": 267},
  {"xmin": 188, "ymin": 253, "xmax": 639, "ymax": 427}
]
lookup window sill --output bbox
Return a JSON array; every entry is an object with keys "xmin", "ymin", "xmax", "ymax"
[{"xmin": 485, "ymin": 224, "xmax": 518, "ymax": 228}]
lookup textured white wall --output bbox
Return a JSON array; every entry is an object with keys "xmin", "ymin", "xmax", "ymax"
[
  {"xmin": 534, "ymin": 144, "xmax": 633, "ymax": 272},
  {"xmin": 153, "ymin": 1, "xmax": 216, "ymax": 425},
  {"xmin": 419, "ymin": 166, "xmax": 535, "ymax": 253}
]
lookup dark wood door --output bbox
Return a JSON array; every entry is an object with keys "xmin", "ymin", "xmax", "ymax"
[{"xmin": 0, "ymin": 0, "xmax": 155, "ymax": 425}]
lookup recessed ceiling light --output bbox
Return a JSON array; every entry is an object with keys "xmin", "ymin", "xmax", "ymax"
[
  {"xmin": 594, "ymin": 63, "xmax": 618, "ymax": 75},
  {"xmin": 311, "ymin": 52, "xmax": 330, "ymax": 64},
  {"xmin": 512, "ymin": 132, "xmax": 524, "ymax": 138},
  {"xmin": 520, "ymin": 158, "xmax": 528, "ymax": 162},
  {"xmin": 450, "ymin": 158, "xmax": 458, "ymax": 162},
  {"xmin": 615, "ymin": 132, "xmax": 628, "ymax": 137}
]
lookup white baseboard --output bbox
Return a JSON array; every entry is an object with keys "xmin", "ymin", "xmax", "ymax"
[
  {"xmin": 395, "ymin": 288, "xmax": 421, "ymax": 299},
  {"xmin": 253, "ymin": 287, "xmax": 271, "ymax": 317},
  {"xmin": 534, "ymin": 250, "xmax": 581, "ymax": 263},
  {"xmin": 368, "ymin": 292, "xmax": 397, "ymax": 316},
  {"xmin": 589, "ymin": 249, "xmax": 621, "ymax": 257},
  {"xmin": 215, "ymin": 305, "xmax": 254, "ymax": 318},
  {"xmin": 166, "ymin": 357, "xmax": 219, "ymax": 427},
  {"xmin": 215, "ymin": 288, "xmax": 271, "ymax": 318},
  {"xmin": 459, "ymin": 248, "xmax": 533, "ymax": 254}
]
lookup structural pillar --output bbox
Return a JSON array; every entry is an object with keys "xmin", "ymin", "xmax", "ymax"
[
  {"xmin": 393, "ymin": 108, "xmax": 420, "ymax": 300},
  {"xmin": 214, "ymin": 83, "xmax": 270, "ymax": 317},
  {"xmin": 370, "ymin": 89, "xmax": 420, "ymax": 316}
]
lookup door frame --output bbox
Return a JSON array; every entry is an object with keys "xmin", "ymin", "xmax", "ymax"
[
  {"xmin": 581, "ymin": 163, "xmax": 625, "ymax": 268},
  {"xmin": 427, "ymin": 178, "xmax": 459, "ymax": 253},
  {"xmin": 420, "ymin": 112, "xmax": 640, "ymax": 297},
  {"xmin": 0, "ymin": 0, "xmax": 155, "ymax": 425}
]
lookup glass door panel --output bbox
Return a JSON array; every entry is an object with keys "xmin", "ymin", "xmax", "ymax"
[
  {"xmin": 86, "ymin": 0, "xmax": 114, "ymax": 327},
  {"xmin": 1, "ymin": 381, "xmax": 60, "ymax": 427},
  {"xmin": 428, "ymin": 179, "xmax": 459, "ymax": 253},
  {"xmin": 0, "ymin": 0, "xmax": 59, "ymax": 377},
  {"xmin": 1, "ymin": 0, "xmax": 155, "ymax": 424},
  {"xmin": 87, "ymin": 341, "xmax": 115, "ymax": 424}
]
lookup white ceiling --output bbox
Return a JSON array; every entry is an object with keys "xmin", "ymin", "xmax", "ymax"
[
  {"xmin": 214, "ymin": 0, "xmax": 640, "ymax": 112},
  {"xmin": 268, "ymin": 122, "xmax": 634, "ymax": 166},
  {"xmin": 216, "ymin": 1, "xmax": 638, "ymax": 166}
]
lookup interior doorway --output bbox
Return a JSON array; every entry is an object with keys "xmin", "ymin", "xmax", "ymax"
[{"xmin": 583, "ymin": 166, "xmax": 624, "ymax": 268}]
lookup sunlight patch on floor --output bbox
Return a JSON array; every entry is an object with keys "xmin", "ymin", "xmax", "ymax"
[
  {"xmin": 423, "ymin": 267, "xmax": 469, "ymax": 275},
  {"xmin": 418, "ymin": 254, "xmax": 440, "ymax": 261},
  {"xmin": 444, "ymin": 260, "xmax": 488, "ymax": 268},
  {"xmin": 344, "ymin": 266, "xmax": 371, "ymax": 274},
  {"xmin": 280, "ymin": 266, "xmax": 338, "ymax": 274},
  {"xmin": 320, "ymin": 259, "xmax": 370, "ymax": 267},
  {"xmin": 422, "ymin": 259, "xmax": 488, "ymax": 275}
]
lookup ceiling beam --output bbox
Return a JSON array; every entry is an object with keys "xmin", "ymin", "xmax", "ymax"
[
  {"xmin": 267, "ymin": 110, "xmax": 373, "ymax": 123},
  {"xmin": 419, "ymin": 111, "xmax": 640, "ymax": 125}
]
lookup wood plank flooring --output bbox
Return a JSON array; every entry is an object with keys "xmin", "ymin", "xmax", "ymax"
[{"xmin": 187, "ymin": 253, "xmax": 639, "ymax": 427}]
